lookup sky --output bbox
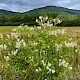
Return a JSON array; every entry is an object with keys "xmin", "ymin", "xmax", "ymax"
[{"xmin": 0, "ymin": 0, "xmax": 80, "ymax": 12}]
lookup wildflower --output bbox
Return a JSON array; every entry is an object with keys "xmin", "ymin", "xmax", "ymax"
[
  {"xmin": 11, "ymin": 49, "xmax": 18, "ymax": 56},
  {"xmin": 45, "ymin": 16, "xmax": 48, "ymax": 20},
  {"xmin": 46, "ymin": 66, "xmax": 49, "ymax": 70},
  {"xmin": 65, "ymin": 41, "xmax": 77, "ymax": 47},
  {"xmin": 21, "ymin": 39, "xmax": 26, "ymax": 47},
  {"xmin": 49, "ymin": 68, "xmax": 51, "ymax": 72},
  {"xmin": 0, "ymin": 45, "xmax": 3, "ymax": 50},
  {"xmin": 69, "ymin": 67, "xmax": 72, "ymax": 70},
  {"xmin": 35, "ymin": 69, "xmax": 38, "ymax": 72},
  {"xmin": 6, "ymin": 34, "xmax": 10, "ymax": 39},
  {"xmin": 11, "ymin": 32, "xmax": 18, "ymax": 39},
  {"xmin": 4, "ymin": 56, "xmax": 9, "ymax": 61},
  {"xmin": 16, "ymin": 41, "xmax": 21, "ymax": 48},
  {"xmin": 43, "ymin": 63, "xmax": 46, "ymax": 66},
  {"xmin": 52, "ymin": 70, "xmax": 55, "ymax": 74},
  {"xmin": 36, "ymin": 19, "xmax": 38, "ymax": 22},
  {"xmin": 39, "ymin": 16, "xmax": 42, "ymax": 20},
  {"xmin": 33, "ymin": 41, "xmax": 38, "ymax": 46},
  {"xmin": 63, "ymin": 63, "xmax": 69, "ymax": 67},
  {"xmin": 75, "ymin": 49, "xmax": 78, "ymax": 52},
  {"xmin": 59, "ymin": 59, "xmax": 67, "ymax": 67},
  {"xmin": 61, "ymin": 29, "xmax": 65, "ymax": 34},
  {"xmin": 39, "ymin": 67, "xmax": 41, "ymax": 71},
  {"xmin": 48, "ymin": 62, "xmax": 51, "ymax": 67},
  {"xmin": 37, "ymin": 26, "xmax": 41, "ymax": 30},
  {"xmin": 55, "ymin": 44, "xmax": 62, "ymax": 52},
  {"xmin": 3, "ymin": 44, "xmax": 7, "ymax": 50},
  {"xmin": 42, "ymin": 23, "xmax": 44, "ymax": 26},
  {"xmin": 23, "ymin": 42, "xmax": 26, "ymax": 47},
  {"xmin": 42, "ymin": 60, "xmax": 44, "ymax": 63}
]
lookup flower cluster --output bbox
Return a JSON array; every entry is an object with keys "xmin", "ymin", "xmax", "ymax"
[
  {"xmin": 16, "ymin": 39, "xmax": 26, "ymax": 48},
  {"xmin": 64, "ymin": 41, "xmax": 77, "ymax": 47},
  {"xmin": 59, "ymin": 59, "xmax": 72, "ymax": 70},
  {"xmin": 41, "ymin": 60, "xmax": 55, "ymax": 74},
  {"xmin": 36, "ymin": 16, "xmax": 62, "ymax": 29},
  {"xmin": 11, "ymin": 49, "xmax": 18, "ymax": 56},
  {"xmin": 55, "ymin": 44, "xmax": 62, "ymax": 52},
  {"xmin": 48, "ymin": 29, "xmax": 65, "ymax": 35},
  {"xmin": 0, "ymin": 44, "xmax": 7, "ymax": 51}
]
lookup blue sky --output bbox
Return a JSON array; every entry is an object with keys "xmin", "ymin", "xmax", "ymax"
[{"xmin": 0, "ymin": 0, "xmax": 80, "ymax": 12}]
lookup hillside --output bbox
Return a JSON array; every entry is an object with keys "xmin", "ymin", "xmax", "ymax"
[
  {"xmin": 27, "ymin": 6, "xmax": 80, "ymax": 15},
  {"xmin": 0, "ymin": 6, "xmax": 80, "ymax": 16},
  {"xmin": 0, "ymin": 9, "xmax": 15, "ymax": 15}
]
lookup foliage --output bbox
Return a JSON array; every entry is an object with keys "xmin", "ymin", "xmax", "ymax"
[{"xmin": 0, "ymin": 16, "xmax": 79, "ymax": 80}]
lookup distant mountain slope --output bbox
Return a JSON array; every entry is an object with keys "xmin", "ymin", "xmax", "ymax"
[
  {"xmin": 0, "ymin": 9, "xmax": 15, "ymax": 15},
  {"xmin": 27, "ymin": 6, "xmax": 80, "ymax": 15}
]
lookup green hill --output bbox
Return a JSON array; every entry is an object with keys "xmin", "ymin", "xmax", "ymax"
[
  {"xmin": 0, "ymin": 9, "xmax": 15, "ymax": 15},
  {"xmin": 26, "ymin": 6, "xmax": 80, "ymax": 16}
]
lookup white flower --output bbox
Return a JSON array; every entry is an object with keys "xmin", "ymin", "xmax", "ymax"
[
  {"xmin": 36, "ymin": 19, "xmax": 38, "ymax": 22},
  {"xmin": 48, "ymin": 63, "xmax": 51, "ymax": 67},
  {"xmin": 11, "ymin": 32, "xmax": 18, "ymax": 39},
  {"xmin": 0, "ymin": 45, "xmax": 3, "ymax": 50},
  {"xmin": 75, "ymin": 49, "xmax": 78, "ymax": 52},
  {"xmin": 42, "ymin": 60, "xmax": 44, "ymax": 63},
  {"xmin": 61, "ymin": 29, "xmax": 65, "ymax": 34},
  {"xmin": 52, "ymin": 70, "xmax": 55, "ymax": 74},
  {"xmin": 39, "ymin": 16, "xmax": 42, "ymax": 20},
  {"xmin": 39, "ymin": 67, "xmax": 41, "ymax": 71},
  {"xmin": 65, "ymin": 41, "xmax": 77, "ymax": 47},
  {"xmin": 46, "ymin": 16, "xmax": 48, "ymax": 20},
  {"xmin": 6, "ymin": 34, "xmax": 10, "ymax": 39},
  {"xmin": 36, "ymin": 69, "xmax": 38, "ymax": 72},
  {"xmin": 69, "ymin": 67, "xmax": 72, "ymax": 70},
  {"xmin": 4, "ymin": 56, "xmax": 9, "ymax": 61},
  {"xmin": 33, "ymin": 42, "xmax": 38, "ymax": 46},
  {"xmin": 3, "ymin": 44, "xmax": 7, "ymax": 50},
  {"xmin": 64, "ymin": 63, "xmax": 68, "ymax": 67},
  {"xmin": 16, "ymin": 41, "xmax": 21, "ymax": 48},
  {"xmin": 46, "ymin": 66, "xmax": 49, "ymax": 70},
  {"xmin": 49, "ymin": 68, "xmax": 51, "ymax": 72},
  {"xmin": 11, "ymin": 49, "xmax": 18, "ymax": 56},
  {"xmin": 43, "ymin": 63, "xmax": 46, "ymax": 66},
  {"xmin": 59, "ymin": 59, "xmax": 61, "ymax": 62},
  {"xmin": 42, "ymin": 23, "xmax": 44, "ymax": 26},
  {"xmin": 37, "ymin": 26, "xmax": 41, "ymax": 30},
  {"xmin": 23, "ymin": 42, "xmax": 26, "ymax": 47}
]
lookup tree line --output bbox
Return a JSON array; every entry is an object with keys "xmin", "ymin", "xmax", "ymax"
[{"xmin": 0, "ymin": 12, "xmax": 80, "ymax": 26}]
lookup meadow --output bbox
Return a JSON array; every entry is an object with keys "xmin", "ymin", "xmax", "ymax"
[{"xmin": 0, "ymin": 17, "xmax": 80, "ymax": 80}]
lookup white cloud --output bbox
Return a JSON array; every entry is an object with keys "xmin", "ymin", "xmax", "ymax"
[{"xmin": 0, "ymin": 0, "xmax": 80, "ymax": 12}]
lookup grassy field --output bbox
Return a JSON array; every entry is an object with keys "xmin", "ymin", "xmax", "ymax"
[
  {"xmin": 0, "ymin": 26, "xmax": 80, "ymax": 47},
  {"xmin": 0, "ymin": 26, "xmax": 80, "ymax": 35},
  {"xmin": 0, "ymin": 26, "xmax": 17, "ymax": 35}
]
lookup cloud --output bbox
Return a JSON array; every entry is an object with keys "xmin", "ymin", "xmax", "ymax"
[{"xmin": 0, "ymin": 0, "xmax": 80, "ymax": 12}]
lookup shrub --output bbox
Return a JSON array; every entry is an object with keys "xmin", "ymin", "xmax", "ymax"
[{"xmin": 0, "ymin": 16, "xmax": 79, "ymax": 80}]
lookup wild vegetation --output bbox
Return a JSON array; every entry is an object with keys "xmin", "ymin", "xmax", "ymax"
[{"xmin": 0, "ymin": 16, "xmax": 80, "ymax": 80}]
